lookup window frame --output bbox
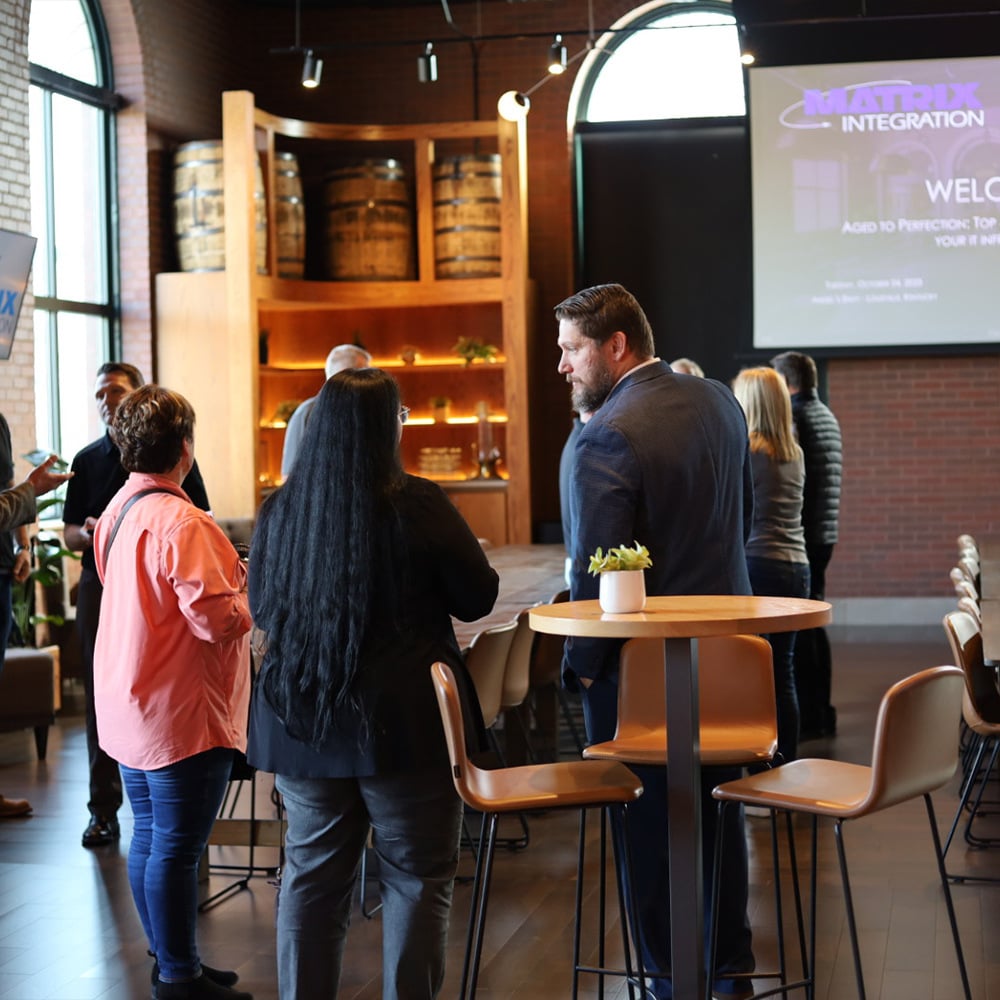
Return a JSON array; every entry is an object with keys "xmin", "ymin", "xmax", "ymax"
[
  {"xmin": 571, "ymin": 0, "xmax": 743, "ymax": 126},
  {"xmin": 28, "ymin": 0, "xmax": 120, "ymax": 459}
]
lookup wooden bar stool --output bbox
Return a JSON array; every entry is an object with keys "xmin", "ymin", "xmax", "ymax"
[
  {"xmin": 431, "ymin": 661, "xmax": 646, "ymax": 999},
  {"xmin": 709, "ymin": 666, "xmax": 971, "ymax": 1000},
  {"xmin": 583, "ymin": 635, "xmax": 803, "ymax": 997},
  {"xmin": 942, "ymin": 610, "xmax": 1000, "ymax": 876}
]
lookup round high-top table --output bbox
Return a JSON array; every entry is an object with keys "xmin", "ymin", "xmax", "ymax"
[{"xmin": 529, "ymin": 594, "xmax": 832, "ymax": 1000}]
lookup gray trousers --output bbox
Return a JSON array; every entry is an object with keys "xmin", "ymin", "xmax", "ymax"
[{"xmin": 275, "ymin": 767, "xmax": 462, "ymax": 1000}]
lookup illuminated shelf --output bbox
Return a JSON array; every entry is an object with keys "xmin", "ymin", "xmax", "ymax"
[{"xmin": 261, "ymin": 357, "xmax": 506, "ymax": 374}]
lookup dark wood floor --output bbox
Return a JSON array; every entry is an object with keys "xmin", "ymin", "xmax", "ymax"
[{"xmin": 1, "ymin": 625, "xmax": 998, "ymax": 999}]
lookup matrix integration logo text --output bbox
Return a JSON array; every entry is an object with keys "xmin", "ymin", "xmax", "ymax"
[{"xmin": 780, "ymin": 80, "xmax": 985, "ymax": 132}]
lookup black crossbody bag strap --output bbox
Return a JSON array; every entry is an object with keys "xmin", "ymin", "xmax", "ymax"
[{"xmin": 101, "ymin": 488, "xmax": 176, "ymax": 566}]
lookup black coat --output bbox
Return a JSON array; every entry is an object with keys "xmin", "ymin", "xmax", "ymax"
[
  {"xmin": 791, "ymin": 389, "xmax": 843, "ymax": 547},
  {"xmin": 247, "ymin": 475, "xmax": 498, "ymax": 777}
]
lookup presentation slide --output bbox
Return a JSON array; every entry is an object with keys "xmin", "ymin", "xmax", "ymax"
[{"xmin": 750, "ymin": 56, "xmax": 1000, "ymax": 350}]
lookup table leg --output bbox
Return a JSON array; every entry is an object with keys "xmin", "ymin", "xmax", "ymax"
[{"xmin": 664, "ymin": 636, "xmax": 703, "ymax": 999}]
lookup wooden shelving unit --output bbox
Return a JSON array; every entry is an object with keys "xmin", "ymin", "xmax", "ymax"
[{"xmin": 157, "ymin": 91, "xmax": 533, "ymax": 544}]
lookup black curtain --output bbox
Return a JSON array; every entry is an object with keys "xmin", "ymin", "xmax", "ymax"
[{"xmin": 574, "ymin": 118, "xmax": 760, "ymax": 385}]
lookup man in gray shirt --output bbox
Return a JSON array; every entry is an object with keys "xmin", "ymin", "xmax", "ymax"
[{"xmin": 280, "ymin": 344, "xmax": 371, "ymax": 478}]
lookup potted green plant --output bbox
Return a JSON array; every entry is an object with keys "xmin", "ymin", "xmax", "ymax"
[
  {"xmin": 588, "ymin": 541, "xmax": 652, "ymax": 613},
  {"xmin": 10, "ymin": 517, "xmax": 79, "ymax": 648},
  {"xmin": 453, "ymin": 336, "xmax": 498, "ymax": 366}
]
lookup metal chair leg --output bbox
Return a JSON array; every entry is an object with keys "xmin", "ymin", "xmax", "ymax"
[{"xmin": 924, "ymin": 794, "xmax": 973, "ymax": 1000}]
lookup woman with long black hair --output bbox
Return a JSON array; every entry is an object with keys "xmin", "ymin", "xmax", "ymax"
[{"xmin": 247, "ymin": 367, "xmax": 498, "ymax": 999}]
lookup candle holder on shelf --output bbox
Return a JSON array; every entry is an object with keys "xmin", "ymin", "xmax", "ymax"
[
  {"xmin": 431, "ymin": 396, "xmax": 451, "ymax": 422},
  {"xmin": 472, "ymin": 400, "xmax": 502, "ymax": 479}
]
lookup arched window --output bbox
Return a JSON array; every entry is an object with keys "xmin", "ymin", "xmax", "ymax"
[
  {"xmin": 29, "ymin": 0, "xmax": 119, "ymax": 464},
  {"xmin": 572, "ymin": 1, "xmax": 745, "ymax": 124}
]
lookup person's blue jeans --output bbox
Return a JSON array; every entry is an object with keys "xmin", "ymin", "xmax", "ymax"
[
  {"xmin": 274, "ymin": 768, "xmax": 462, "ymax": 1000},
  {"xmin": 120, "ymin": 746, "xmax": 234, "ymax": 982},
  {"xmin": 581, "ymin": 675, "xmax": 754, "ymax": 999},
  {"xmin": 746, "ymin": 556, "xmax": 811, "ymax": 764}
]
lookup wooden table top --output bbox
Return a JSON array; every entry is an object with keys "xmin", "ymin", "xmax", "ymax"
[
  {"xmin": 529, "ymin": 594, "xmax": 832, "ymax": 639},
  {"xmin": 452, "ymin": 543, "xmax": 567, "ymax": 649}
]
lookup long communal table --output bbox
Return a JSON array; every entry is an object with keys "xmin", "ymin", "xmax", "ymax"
[
  {"xmin": 979, "ymin": 536, "xmax": 1000, "ymax": 662},
  {"xmin": 452, "ymin": 543, "xmax": 567, "ymax": 648}
]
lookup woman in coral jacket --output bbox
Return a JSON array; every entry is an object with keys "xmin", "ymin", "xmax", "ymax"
[{"xmin": 93, "ymin": 385, "xmax": 253, "ymax": 1000}]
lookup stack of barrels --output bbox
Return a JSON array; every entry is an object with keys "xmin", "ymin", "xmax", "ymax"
[
  {"xmin": 432, "ymin": 153, "xmax": 502, "ymax": 279},
  {"xmin": 173, "ymin": 140, "xmax": 267, "ymax": 274},
  {"xmin": 324, "ymin": 159, "xmax": 415, "ymax": 280},
  {"xmin": 173, "ymin": 142, "xmax": 304, "ymax": 278},
  {"xmin": 174, "ymin": 145, "xmax": 503, "ymax": 281}
]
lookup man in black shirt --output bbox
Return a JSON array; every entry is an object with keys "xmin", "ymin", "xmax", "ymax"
[{"xmin": 63, "ymin": 363, "xmax": 211, "ymax": 847}]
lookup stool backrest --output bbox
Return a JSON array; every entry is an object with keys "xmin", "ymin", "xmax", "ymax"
[
  {"xmin": 501, "ymin": 607, "xmax": 535, "ymax": 711},
  {"xmin": 465, "ymin": 620, "xmax": 518, "ymax": 729},
  {"xmin": 956, "ymin": 596, "xmax": 982, "ymax": 626},
  {"xmin": 616, "ymin": 634, "xmax": 775, "ymax": 742},
  {"xmin": 432, "ymin": 660, "xmax": 491, "ymax": 812},
  {"xmin": 528, "ymin": 589, "xmax": 569, "ymax": 687},
  {"xmin": 863, "ymin": 665, "xmax": 964, "ymax": 814},
  {"xmin": 951, "ymin": 568, "xmax": 979, "ymax": 601},
  {"xmin": 943, "ymin": 610, "xmax": 1000, "ymax": 727}
]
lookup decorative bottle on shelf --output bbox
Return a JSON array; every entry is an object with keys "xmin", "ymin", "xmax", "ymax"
[{"xmin": 474, "ymin": 400, "xmax": 501, "ymax": 479}]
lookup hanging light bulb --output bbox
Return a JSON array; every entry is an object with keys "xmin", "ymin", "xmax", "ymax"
[
  {"xmin": 418, "ymin": 42, "xmax": 438, "ymax": 83},
  {"xmin": 497, "ymin": 90, "xmax": 530, "ymax": 122},
  {"xmin": 547, "ymin": 34, "xmax": 568, "ymax": 75},
  {"xmin": 301, "ymin": 49, "xmax": 323, "ymax": 88}
]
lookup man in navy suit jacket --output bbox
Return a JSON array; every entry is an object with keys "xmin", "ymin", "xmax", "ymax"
[{"xmin": 556, "ymin": 284, "xmax": 755, "ymax": 999}]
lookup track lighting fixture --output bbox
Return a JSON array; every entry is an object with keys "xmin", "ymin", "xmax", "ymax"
[
  {"xmin": 497, "ymin": 90, "xmax": 530, "ymax": 122},
  {"xmin": 301, "ymin": 49, "xmax": 322, "ymax": 88},
  {"xmin": 418, "ymin": 42, "xmax": 438, "ymax": 83},
  {"xmin": 547, "ymin": 34, "xmax": 567, "ymax": 75}
]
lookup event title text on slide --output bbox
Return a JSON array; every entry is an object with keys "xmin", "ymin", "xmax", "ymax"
[{"xmin": 797, "ymin": 81, "xmax": 983, "ymax": 132}]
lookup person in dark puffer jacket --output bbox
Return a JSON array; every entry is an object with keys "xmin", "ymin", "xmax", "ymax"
[{"xmin": 771, "ymin": 351, "xmax": 843, "ymax": 738}]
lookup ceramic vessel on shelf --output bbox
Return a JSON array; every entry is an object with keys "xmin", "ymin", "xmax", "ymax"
[{"xmin": 599, "ymin": 570, "xmax": 647, "ymax": 614}]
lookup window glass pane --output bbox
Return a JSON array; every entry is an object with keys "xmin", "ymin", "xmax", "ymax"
[
  {"xmin": 28, "ymin": 87, "xmax": 51, "ymax": 296},
  {"xmin": 32, "ymin": 310, "xmax": 56, "ymax": 456},
  {"xmin": 28, "ymin": 0, "xmax": 98, "ymax": 85},
  {"xmin": 52, "ymin": 94, "xmax": 104, "ymax": 302},
  {"xmin": 585, "ymin": 10, "xmax": 745, "ymax": 122},
  {"xmin": 34, "ymin": 309, "xmax": 107, "ymax": 464}
]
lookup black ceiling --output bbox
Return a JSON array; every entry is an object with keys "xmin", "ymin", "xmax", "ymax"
[
  {"xmin": 731, "ymin": 0, "xmax": 1000, "ymax": 65},
  {"xmin": 731, "ymin": 0, "xmax": 1000, "ymax": 20},
  {"xmin": 245, "ymin": 0, "xmax": 539, "ymax": 7}
]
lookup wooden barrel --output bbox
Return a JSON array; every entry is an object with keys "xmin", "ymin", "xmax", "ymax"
[
  {"xmin": 173, "ymin": 141, "xmax": 266, "ymax": 273},
  {"xmin": 433, "ymin": 154, "xmax": 501, "ymax": 279},
  {"xmin": 274, "ymin": 151, "xmax": 305, "ymax": 279},
  {"xmin": 324, "ymin": 160, "xmax": 414, "ymax": 281}
]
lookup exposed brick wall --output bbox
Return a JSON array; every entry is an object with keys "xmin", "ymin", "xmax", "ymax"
[
  {"xmin": 0, "ymin": 0, "xmax": 35, "ymax": 478},
  {"xmin": 827, "ymin": 355, "xmax": 1000, "ymax": 598},
  {"xmin": 105, "ymin": 0, "xmax": 246, "ymax": 381}
]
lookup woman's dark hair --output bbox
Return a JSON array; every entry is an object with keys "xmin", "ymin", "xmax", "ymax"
[
  {"xmin": 113, "ymin": 385, "xmax": 194, "ymax": 473},
  {"xmin": 251, "ymin": 367, "xmax": 405, "ymax": 747}
]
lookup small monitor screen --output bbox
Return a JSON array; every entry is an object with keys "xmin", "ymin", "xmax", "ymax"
[
  {"xmin": 0, "ymin": 229, "xmax": 38, "ymax": 361},
  {"xmin": 749, "ymin": 56, "xmax": 1000, "ymax": 351}
]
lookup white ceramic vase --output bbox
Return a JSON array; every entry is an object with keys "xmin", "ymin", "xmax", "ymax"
[{"xmin": 598, "ymin": 569, "xmax": 647, "ymax": 614}]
